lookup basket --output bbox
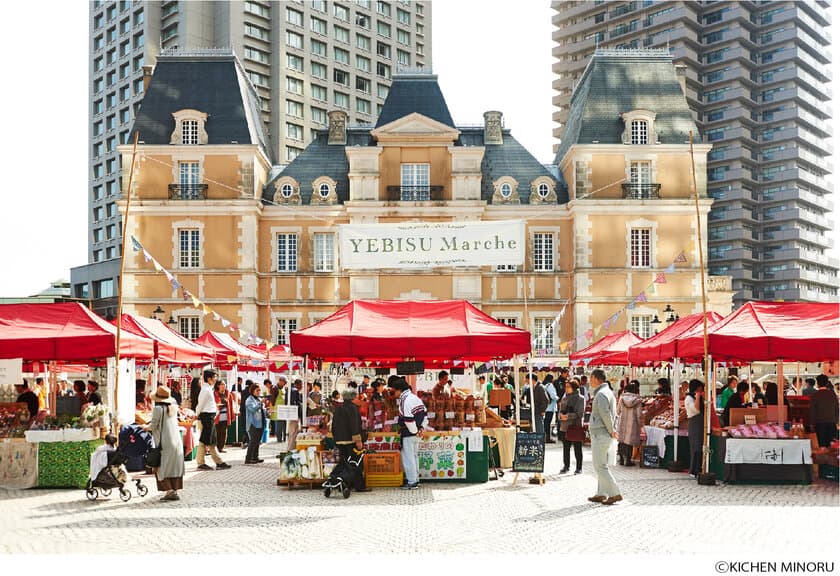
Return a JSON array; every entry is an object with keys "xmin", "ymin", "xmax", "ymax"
[{"xmin": 364, "ymin": 452, "xmax": 401, "ymax": 475}]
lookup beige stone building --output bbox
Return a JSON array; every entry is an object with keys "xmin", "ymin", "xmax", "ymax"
[{"xmin": 120, "ymin": 50, "xmax": 732, "ymax": 358}]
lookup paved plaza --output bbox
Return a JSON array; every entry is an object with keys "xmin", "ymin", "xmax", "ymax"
[{"xmin": 0, "ymin": 440, "xmax": 837, "ymax": 557}]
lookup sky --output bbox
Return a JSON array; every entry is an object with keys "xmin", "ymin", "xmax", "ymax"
[{"xmin": 0, "ymin": 1, "xmax": 836, "ymax": 298}]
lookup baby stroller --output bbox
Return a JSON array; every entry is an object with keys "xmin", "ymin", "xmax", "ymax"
[
  {"xmin": 85, "ymin": 449, "xmax": 148, "ymax": 502},
  {"xmin": 322, "ymin": 449, "xmax": 365, "ymax": 499}
]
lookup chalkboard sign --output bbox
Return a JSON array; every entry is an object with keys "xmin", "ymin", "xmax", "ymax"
[
  {"xmin": 641, "ymin": 445, "xmax": 660, "ymax": 468},
  {"xmin": 513, "ymin": 432, "xmax": 545, "ymax": 473}
]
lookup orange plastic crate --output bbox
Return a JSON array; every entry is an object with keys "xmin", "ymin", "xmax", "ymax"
[
  {"xmin": 364, "ymin": 452, "xmax": 401, "ymax": 475},
  {"xmin": 365, "ymin": 472, "xmax": 404, "ymax": 487}
]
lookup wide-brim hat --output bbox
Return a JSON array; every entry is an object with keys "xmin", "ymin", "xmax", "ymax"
[{"xmin": 150, "ymin": 385, "xmax": 174, "ymax": 403}]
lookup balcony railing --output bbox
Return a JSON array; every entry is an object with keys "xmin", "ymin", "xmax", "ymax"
[
  {"xmin": 168, "ymin": 183, "xmax": 208, "ymax": 199},
  {"xmin": 386, "ymin": 185, "xmax": 444, "ymax": 201},
  {"xmin": 621, "ymin": 183, "xmax": 661, "ymax": 199}
]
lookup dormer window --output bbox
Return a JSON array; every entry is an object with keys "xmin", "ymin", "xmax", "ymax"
[
  {"xmin": 310, "ymin": 176, "xmax": 338, "ymax": 205},
  {"xmin": 182, "ymin": 120, "xmax": 199, "ymax": 145},
  {"xmin": 621, "ymin": 109, "xmax": 657, "ymax": 145},
  {"xmin": 631, "ymin": 120, "xmax": 648, "ymax": 145},
  {"xmin": 170, "ymin": 109, "xmax": 208, "ymax": 145}
]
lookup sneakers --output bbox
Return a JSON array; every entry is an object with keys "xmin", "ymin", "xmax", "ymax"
[
  {"xmin": 216, "ymin": 462, "xmax": 232, "ymax": 470},
  {"xmin": 588, "ymin": 495, "xmax": 606, "ymax": 503},
  {"xmin": 574, "ymin": 469, "xmax": 583, "ymax": 475},
  {"xmin": 601, "ymin": 495, "xmax": 623, "ymax": 506},
  {"xmin": 560, "ymin": 467, "xmax": 570, "ymax": 474},
  {"xmin": 196, "ymin": 464, "xmax": 213, "ymax": 471},
  {"xmin": 400, "ymin": 483, "xmax": 419, "ymax": 490}
]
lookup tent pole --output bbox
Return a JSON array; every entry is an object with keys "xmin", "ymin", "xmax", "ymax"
[
  {"xmin": 113, "ymin": 132, "xmax": 140, "ymax": 429},
  {"xmin": 302, "ymin": 354, "xmax": 308, "ymax": 431},
  {"xmin": 776, "ymin": 359, "xmax": 784, "ymax": 422},
  {"xmin": 513, "ymin": 356, "xmax": 521, "ymax": 426},
  {"xmin": 528, "ymin": 354, "xmax": 535, "ymax": 431}
]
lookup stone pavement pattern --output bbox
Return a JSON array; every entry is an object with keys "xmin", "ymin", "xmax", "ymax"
[{"xmin": 0, "ymin": 441, "xmax": 836, "ymax": 554}]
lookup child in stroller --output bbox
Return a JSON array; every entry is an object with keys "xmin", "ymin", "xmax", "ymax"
[
  {"xmin": 322, "ymin": 447, "xmax": 365, "ymax": 499},
  {"xmin": 86, "ymin": 434, "xmax": 148, "ymax": 502}
]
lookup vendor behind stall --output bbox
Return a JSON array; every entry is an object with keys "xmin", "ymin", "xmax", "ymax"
[
  {"xmin": 811, "ymin": 375, "xmax": 839, "ymax": 447},
  {"xmin": 14, "ymin": 380, "xmax": 39, "ymax": 423},
  {"xmin": 332, "ymin": 389, "xmax": 368, "ymax": 492}
]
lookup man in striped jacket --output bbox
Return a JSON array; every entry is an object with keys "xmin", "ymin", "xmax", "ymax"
[{"xmin": 389, "ymin": 376, "xmax": 429, "ymax": 490}]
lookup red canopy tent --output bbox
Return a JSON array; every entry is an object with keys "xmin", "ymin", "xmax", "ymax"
[
  {"xmin": 677, "ymin": 301, "xmax": 839, "ymax": 363},
  {"xmin": 0, "ymin": 303, "xmax": 155, "ymax": 362},
  {"xmin": 627, "ymin": 312, "xmax": 724, "ymax": 365},
  {"xmin": 194, "ymin": 331, "xmax": 265, "ymax": 368},
  {"xmin": 569, "ymin": 330, "xmax": 644, "ymax": 366},
  {"xmin": 245, "ymin": 343, "xmax": 315, "ymax": 372},
  {"xmin": 289, "ymin": 299, "xmax": 531, "ymax": 361},
  {"xmin": 116, "ymin": 314, "xmax": 214, "ymax": 365}
]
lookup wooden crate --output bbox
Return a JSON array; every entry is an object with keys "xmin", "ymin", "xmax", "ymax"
[
  {"xmin": 364, "ymin": 452, "xmax": 401, "ymax": 475},
  {"xmin": 366, "ymin": 472, "xmax": 404, "ymax": 487}
]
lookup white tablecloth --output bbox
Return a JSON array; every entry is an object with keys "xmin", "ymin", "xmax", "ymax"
[
  {"xmin": 724, "ymin": 438, "xmax": 812, "ymax": 465},
  {"xmin": 643, "ymin": 426, "xmax": 668, "ymax": 457}
]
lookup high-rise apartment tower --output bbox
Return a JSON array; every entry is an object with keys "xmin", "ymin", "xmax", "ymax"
[
  {"xmin": 552, "ymin": 1, "xmax": 836, "ymax": 306},
  {"xmin": 73, "ymin": 0, "xmax": 432, "ymax": 316}
]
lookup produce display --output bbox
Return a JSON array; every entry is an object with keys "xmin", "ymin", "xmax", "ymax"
[
  {"xmin": 726, "ymin": 423, "xmax": 791, "ymax": 439},
  {"xmin": 0, "ymin": 404, "xmax": 28, "ymax": 438},
  {"xmin": 280, "ymin": 447, "xmax": 323, "ymax": 480},
  {"xmin": 641, "ymin": 396, "xmax": 687, "ymax": 429}
]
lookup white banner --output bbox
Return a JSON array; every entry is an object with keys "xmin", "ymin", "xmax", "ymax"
[
  {"xmin": 339, "ymin": 220, "xmax": 525, "ymax": 269},
  {"xmin": 0, "ymin": 359, "xmax": 23, "ymax": 386}
]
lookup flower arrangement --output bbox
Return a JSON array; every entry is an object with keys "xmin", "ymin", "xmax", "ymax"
[{"xmin": 81, "ymin": 404, "xmax": 108, "ymax": 427}]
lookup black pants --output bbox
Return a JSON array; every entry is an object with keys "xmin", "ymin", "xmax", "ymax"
[
  {"xmin": 815, "ymin": 422, "xmax": 837, "ymax": 447},
  {"xmin": 543, "ymin": 411, "xmax": 555, "ymax": 441},
  {"xmin": 560, "ymin": 431, "xmax": 583, "ymax": 471},
  {"xmin": 246, "ymin": 426, "xmax": 262, "ymax": 462},
  {"xmin": 215, "ymin": 422, "xmax": 228, "ymax": 452},
  {"xmin": 688, "ymin": 414, "xmax": 704, "ymax": 475},
  {"xmin": 337, "ymin": 444, "xmax": 366, "ymax": 491}
]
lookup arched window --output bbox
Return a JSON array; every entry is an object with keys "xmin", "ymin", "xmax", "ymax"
[
  {"xmin": 281, "ymin": 183, "xmax": 293, "ymax": 198},
  {"xmin": 631, "ymin": 119, "xmax": 649, "ymax": 144},
  {"xmin": 537, "ymin": 183, "xmax": 550, "ymax": 198},
  {"xmin": 500, "ymin": 183, "xmax": 512, "ymax": 198},
  {"xmin": 318, "ymin": 183, "xmax": 331, "ymax": 198}
]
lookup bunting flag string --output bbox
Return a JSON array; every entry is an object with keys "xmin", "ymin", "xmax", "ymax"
[
  {"xmin": 129, "ymin": 235, "xmax": 269, "ymax": 346},
  {"xmin": 557, "ymin": 245, "xmax": 693, "ymax": 355}
]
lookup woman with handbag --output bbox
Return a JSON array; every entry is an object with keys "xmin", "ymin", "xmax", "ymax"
[
  {"xmin": 558, "ymin": 378, "xmax": 586, "ymax": 474},
  {"xmin": 148, "ymin": 385, "xmax": 185, "ymax": 501}
]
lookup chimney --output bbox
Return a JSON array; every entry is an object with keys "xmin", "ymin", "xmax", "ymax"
[
  {"xmin": 483, "ymin": 111, "xmax": 503, "ymax": 145},
  {"xmin": 142, "ymin": 65, "xmax": 154, "ymax": 92},
  {"xmin": 327, "ymin": 110, "xmax": 348, "ymax": 145},
  {"xmin": 674, "ymin": 64, "xmax": 687, "ymax": 97}
]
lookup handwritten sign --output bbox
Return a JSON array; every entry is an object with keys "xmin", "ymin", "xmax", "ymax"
[
  {"xmin": 418, "ymin": 434, "xmax": 467, "ymax": 479},
  {"xmin": 0, "ymin": 359, "xmax": 22, "ymax": 386},
  {"xmin": 513, "ymin": 432, "xmax": 545, "ymax": 473},
  {"xmin": 641, "ymin": 445, "xmax": 660, "ymax": 468}
]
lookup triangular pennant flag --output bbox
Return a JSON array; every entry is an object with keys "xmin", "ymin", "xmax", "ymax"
[
  {"xmin": 594, "ymin": 325, "xmax": 603, "ymax": 337},
  {"xmin": 453, "ymin": 360, "xmax": 462, "ymax": 366},
  {"xmin": 181, "ymin": 287, "xmax": 191, "ymax": 301},
  {"xmin": 254, "ymin": 337, "xmax": 263, "ymax": 346},
  {"xmin": 364, "ymin": 361, "xmax": 371, "ymax": 367},
  {"xmin": 585, "ymin": 329, "xmax": 593, "ymax": 340},
  {"xmin": 190, "ymin": 295, "xmax": 201, "ymax": 308},
  {"xmin": 212, "ymin": 312, "xmax": 221, "ymax": 322},
  {"xmin": 664, "ymin": 263, "xmax": 676, "ymax": 274},
  {"xmin": 611, "ymin": 312, "xmax": 622, "ymax": 324},
  {"xmin": 221, "ymin": 318, "xmax": 230, "ymax": 328},
  {"xmin": 645, "ymin": 284, "xmax": 657, "ymax": 294},
  {"xmin": 560, "ymin": 341, "xmax": 569, "ymax": 353},
  {"xmin": 227, "ymin": 355, "xmax": 236, "ymax": 364},
  {"xmin": 635, "ymin": 291, "xmax": 648, "ymax": 303},
  {"xmin": 559, "ymin": 306, "xmax": 566, "ymax": 318},
  {"xmin": 230, "ymin": 323, "xmax": 238, "ymax": 332},
  {"xmin": 152, "ymin": 259, "xmax": 163, "ymax": 273},
  {"xmin": 654, "ymin": 273, "xmax": 667, "ymax": 284},
  {"xmin": 142, "ymin": 249, "xmax": 152, "ymax": 263},
  {"xmin": 238, "ymin": 329, "xmax": 248, "ymax": 340},
  {"xmin": 602, "ymin": 318, "xmax": 611, "ymax": 329},
  {"xmin": 627, "ymin": 301, "xmax": 636, "ymax": 310},
  {"xmin": 163, "ymin": 270, "xmax": 174, "ymax": 282},
  {"xmin": 675, "ymin": 251, "xmax": 687, "ymax": 263},
  {"xmin": 130, "ymin": 236, "xmax": 142, "ymax": 252},
  {"xmin": 170, "ymin": 278, "xmax": 182, "ymax": 291}
]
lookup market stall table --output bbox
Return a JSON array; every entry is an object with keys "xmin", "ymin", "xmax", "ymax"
[{"xmin": 709, "ymin": 434, "xmax": 813, "ymax": 484}]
